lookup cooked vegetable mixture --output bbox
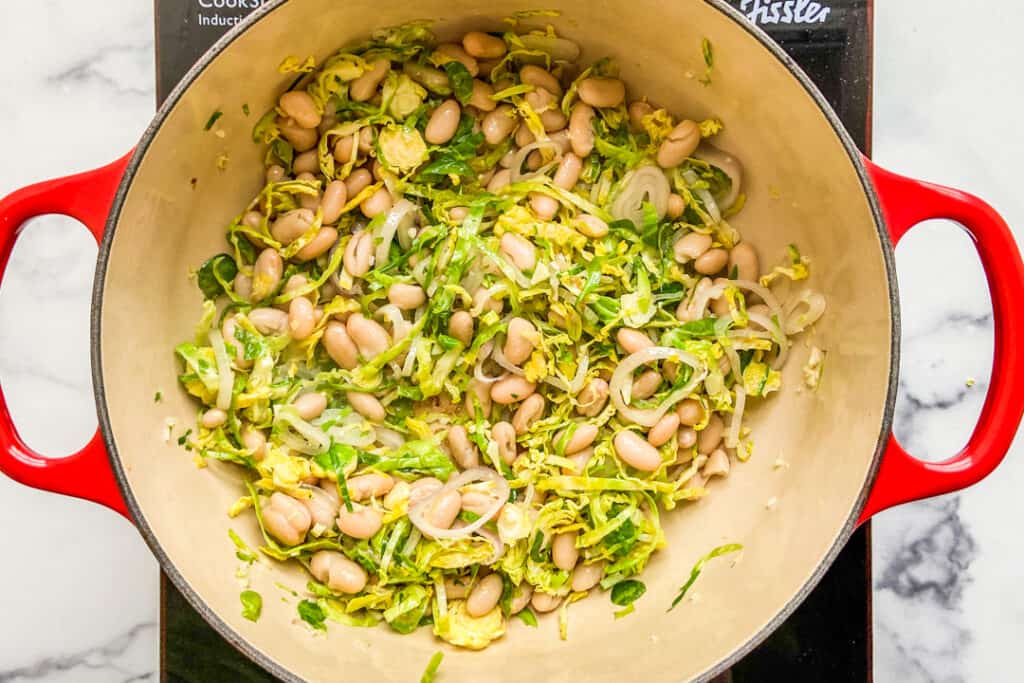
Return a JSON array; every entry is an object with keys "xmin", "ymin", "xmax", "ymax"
[{"xmin": 176, "ymin": 20, "xmax": 825, "ymax": 649}]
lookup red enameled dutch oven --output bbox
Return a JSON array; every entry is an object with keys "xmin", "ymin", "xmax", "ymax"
[{"xmin": 1, "ymin": 1, "xmax": 1022, "ymax": 681}]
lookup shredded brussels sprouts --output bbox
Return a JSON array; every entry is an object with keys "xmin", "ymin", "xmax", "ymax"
[{"xmin": 175, "ymin": 19, "xmax": 826, "ymax": 650}]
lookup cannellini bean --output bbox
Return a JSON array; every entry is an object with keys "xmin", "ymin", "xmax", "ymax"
[
  {"xmin": 425, "ymin": 99, "xmax": 462, "ymax": 144},
  {"xmin": 613, "ymin": 430, "xmax": 663, "ymax": 471},
  {"xmin": 347, "ymin": 391, "xmax": 385, "ymax": 422},
  {"xmin": 648, "ymin": 413, "xmax": 681, "ymax": 447},
  {"xmin": 667, "ymin": 193, "xmax": 685, "ymax": 219},
  {"xmin": 251, "ymin": 248, "xmax": 283, "ymax": 301},
  {"xmin": 520, "ymin": 65, "xmax": 562, "ymax": 95},
  {"xmin": 631, "ymin": 369, "xmax": 662, "ymax": 400},
  {"xmin": 271, "ymin": 208, "xmax": 315, "ymax": 245},
  {"xmin": 242, "ymin": 211, "xmax": 263, "ymax": 229},
  {"xmin": 336, "ymin": 504, "xmax": 383, "ymax": 539},
  {"xmin": 462, "ymin": 31, "xmax": 507, "ymax": 59},
  {"xmin": 446, "ymin": 425, "xmax": 480, "ymax": 469},
  {"xmin": 344, "ymin": 168, "xmax": 373, "ymax": 197},
  {"xmin": 293, "ymin": 392, "xmax": 327, "ymax": 420},
  {"xmin": 694, "ymin": 248, "xmax": 729, "ymax": 275},
  {"xmin": 482, "ymin": 105, "xmax": 516, "ymax": 144},
  {"xmin": 293, "ymin": 149, "xmax": 319, "ymax": 174},
  {"xmin": 445, "ymin": 577, "xmax": 472, "ymax": 600},
  {"xmin": 279, "ymin": 91, "xmax": 321, "ymax": 129},
  {"xmin": 296, "ymin": 227, "xmax": 338, "ymax": 262},
  {"xmin": 263, "ymin": 492, "xmax": 311, "ymax": 546},
  {"xmin": 567, "ymin": 447, "xmax": 594, "ymax": 474},
  {"xmin": 350, "ymin": 59, "xmax": 390, "ymax": 102},
  {"xmin": 469, "ymin": 79, "xmax": 497, "ymax": 111},
  {"xmin": 531, "ymin": 591, "xmax": 563, "ymax": 613},
  {"xmin": 628, "ymin": 100, "xmax": 654, "ymax": 129},
  {"xmin": 552, "ymin": 531, "xmax": 579, "ymax": 571},
  {"xmin": 249, "ymin": 307, "xmax": 290, "ymax": 333},
  {"xmin": 710, "ymin": 278, "xmax": 731, "ymax": 318},
  {"xmin": 323, "ymin": 321, "xmax": 358, "ymax": 369},
  {"xmin": 515, "ymin": 123, "xmax": 536, "ymax": 148},
  {"xmin": 576, "ymin": 378, "xmax": 609, "ymax": 417},
  {"xmin": 554, "ymin": 152, "xmax": 582, "ymax": 189},
  {"xmin": 499, "ymin": 232, "xmax": 537, "ymax": 271},
  {"xmin": 492, "ymin": 421, "xmax": 517, "ymax": 464},
  {"xmin": 288, "ymin": 296, "xmax": 316, "ymax": 340},
  {"xmin": 409, "ymin": 477, "xmax": 443, "ymax": 508},
  {"xmin": 449, "ymin": 206, "xmax": 470, "ymax": 222},
  {"xmin": 472, "ymin": 287, "xmax": 503, "ymax": 315},
  {"xmin": 729, "ymin": 243, "xmax": 760, "ymax": 281},
  {"xmin": 425, "ymin": 489, "xmax": 462, "ymax": 530},
  {"xmin": 530, "ymin": 192, "xmax": 559, "ymax": 221},
  {"xmin": 278, "ymin": 117, "xmax": 318, "ymax": 151},
  {"xmin": 698, "ymin": 414, "xmax": 724, "ymax": 454},
  {"xmin": 575, "ymin": 213, "xmax": 608, "ymax": 238},
  {"xmin": 360, "ymin": 187, "xmax": 392, "ymax": 219},
  {"xmin": 241, "ymin": 425, "xmax": 267, "ymax": 461},
  {"xmin": 657, "ymin": 119, "xmax": 701, "ymax": 169},
  {"xmin": 346, "ymin": 313, "xmax": 390, "ymax": 359},
  {"xmin": 504, "ymin": 317, "xmax": 537, "ymax": 365},
  {"xmin": 560, "ymin": 423, "xmax": 598, "ymax": 455},
  {"xmin": 509, "ymin": 583, "xmax": 534, "ymax": 615},
  {"xmin": 304, "ymin": 485, "xmax": 340, "ymax": 529},
  {"xmin": 571, "ymin": 561, "xmax": 605, "ymax": 592},
  {"xmin": 347, "ymin": 473, "xmax": 395, "ymax": 501},
  {"xmin": 491, "ymin": 376, "xmax": 537, "ymax": 404},
  {"xmin": 265, "ymin": 165, "xmax": 286, "ymax": 183},
  {"xmin": 201, "ymin": 408, "xmax": 226, "ymax": 429},
  {"xmin": 310, "ymin": 550, "xmax": 367, "ymax": 593},
  {"xmin": 578, "ymin": 77, "xmax": 625, "ymax": 108},
  {"xmin": 387, "ymin": 283, "xmax": 426, "ymax": 310},
  {"xmin": 703, "ymin": 448, "xmax": 731, "ymax": 478},
  {"xmin": 487, "ymin": 168, "xmax": 512, "ymax": 193},
  {"xmin": 676, "ymin": 399, "xmax": 704, "ymax": 426},
  {"xmin": 465, "ymin": 574, "xmax": 503, "ymax": 617},
  {"xmin": 674, "ymin": 232, "xmax": 713, "ymax": 262},
  {"xmin": 435, "ymin": 43, "xmax": 479, "ymax": 76},
  {"xmin": 333, "ymin": 134, "xmax": 358, "ymax": 163},
  {"xmin": 448, "ymin": 310, "xmax": 475, "ymax": 346},
  {"xmin": 461, "ymin": 489, "xmax": 496, "ymax": 517},
  {"xmin": 616, "ymin": 327, "xmax": 654, "ymax": 354},
  {"xmin": 343, "ymin": 232, "xmax": 373, "ymax": 277},
  {"xmin": 320, "ymin": 181, "xmax": 348, "ymax": 224},
  {"xmin": 677, "ymin": 426, "xmax": 698, "ymax": 450},
  {"xmin": 512, "ymin": 393, "xmax": 545, "ymax": 435}
]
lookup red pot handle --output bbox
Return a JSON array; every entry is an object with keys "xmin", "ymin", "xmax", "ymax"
[
  {"xmin": 858, "ymin": 157, "xmax": 1024, "ymax": 523},
  {"xmin": 0, "ymin": 154, "xmax": 133, "ymax": 519}
]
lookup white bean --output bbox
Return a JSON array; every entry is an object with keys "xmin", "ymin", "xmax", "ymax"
[
  {"xmin": 466, "ymin": 574, "xmax": 503, "ymax": 617},
  {"xmin": 347, "ymin": 391, "xmax": 385, "ymax": 422},
  {"xmin": 613, "ymin": 430, "xmax": 663, "ymax": 471}
]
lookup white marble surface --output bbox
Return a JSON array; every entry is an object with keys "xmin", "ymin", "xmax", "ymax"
[{"xmin": 0, "ymin": 1, "xmax": 1020, "ymax": 681}]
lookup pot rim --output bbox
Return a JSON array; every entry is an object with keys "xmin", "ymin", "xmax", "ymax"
[{"xmin": 90, "ymin": 1, "xmax": 899, "ymax": 680}]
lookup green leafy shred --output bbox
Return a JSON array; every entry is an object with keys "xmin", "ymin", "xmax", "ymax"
[
  {"xmin": 240, "ymin": 590, "xmax": 263, "ymax": 622},
  {"xmin": 204, "ymin": 110, "xmax": 223, "ymax": 131},
  {"xmin": 667, "ymin": 544, "xmax": 743, "ymax": 611},
  {"xmin": 298, "ymin": 599, "xmax": 328, "ymax": 630},
  {"xmin": 420, "ymin": 651, "xmax": 444, "ymax": 683}
]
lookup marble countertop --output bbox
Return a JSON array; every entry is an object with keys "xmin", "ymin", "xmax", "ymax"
[{"xmin": 0, "ymin": 1, "xmax": 1020, "ymax": 681}]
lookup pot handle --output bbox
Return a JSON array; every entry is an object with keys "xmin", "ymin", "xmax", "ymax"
[
  {"xmin": 858, "ymin": 157, "xmax": 1024, "ymax": 523},
  {"xmin": 0, "ymin": 154, "xmax": 132, "ymax": 519}
]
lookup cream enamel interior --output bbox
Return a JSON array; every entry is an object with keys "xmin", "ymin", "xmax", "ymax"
[{"xmin": 97, "ymin": 1, "xmax": 892, "ymax": 680}]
